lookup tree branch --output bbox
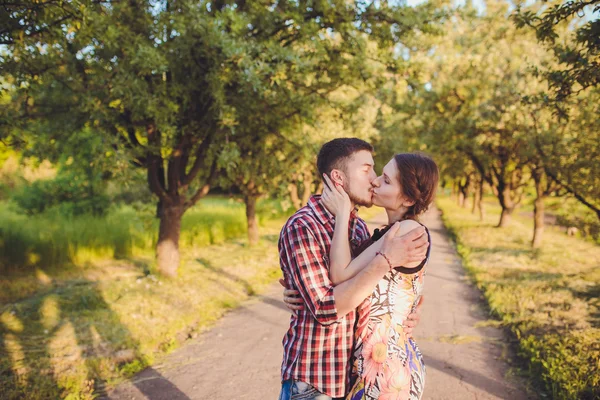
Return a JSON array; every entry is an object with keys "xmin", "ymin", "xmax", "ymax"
[
  {"xmin": 184, "ymin": 160, "xmax": 218, "ymax": 210},
  {"xmin": 167, "ymin": 135, "xmax": 189, "ymax": 195},
  {"xmin": 181, "ymin": 134, "xmax": 212, "ymax": 187},
  {"xmin": 146, "ymin": 123, "xmax": 168, "ymax": 201},
  {"xmin": 533, "ymin": 131, "xmax": 600, "ymax": 219}
]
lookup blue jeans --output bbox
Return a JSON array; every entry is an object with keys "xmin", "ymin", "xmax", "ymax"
[{"xmin": 278, "ymin": 380, "xmax": 336, "ymax": 400}]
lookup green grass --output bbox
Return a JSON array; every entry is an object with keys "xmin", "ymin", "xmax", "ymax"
[
  {"xmin": 0, "ymin": 196, "xmax": 290, "ymax": 303},
  {"xmin": 0, "ymin": 196, "xmax": 292, "ymax": 399},
  {"xmin": 437, "ymin": 196, "xmax": 600, "ymax": 400},
  {"xmin": 0, "ymin": 197, "xmax": 263, "ymax": 272},
  {"xmin": 0, "ymin": 219, "xmax": 286, "ymax": 399}
]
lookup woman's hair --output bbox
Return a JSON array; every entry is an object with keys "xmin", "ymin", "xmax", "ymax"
[
  {"xmin": 353, "ymin": 153, "xmax": 438, "ymax": 258},
  {"xmin": 393, "ymin": 153, "xmax": 439, "ymax": 221}
]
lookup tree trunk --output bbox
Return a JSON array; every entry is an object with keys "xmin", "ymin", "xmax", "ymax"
[
  {"xmin": 457, "ymin": 175, "xmax": 471, "ymax": 208},
  {"xmin": 454, "ymin": 180, "xmax": 461, "ymax": 205},
  {"xmin": 301, "ymin": 170, "xmax": 312, "ymax": 206},
  {"xmin": 532, "ymin": 195, "xmax": 545, "ymax": 248},
  {"xmin": 478, "ymin": 179, "xmax": 485, "ymax": 221},
  {"xmin": 288, "ymin": 182, "xmax": 301, "ymax": 210},
  {"xmin": 156, "ymin": 205, "xmax": 183, "ymax": 277},
  {"xmin": 471, "ymin": 187, "xmax": 479, "ymax": 214},
  {"xmin": 532, "ymin": 168, "xmax": 545, "ymax": 248},
  {"xmin": 316, "ymin": 181, "xmax": 324, "ymax": 195},
  {"xmin": 498, "ymin": 207, "xmax": 512, "ymax": 227},
  {"xmin": 496, "ymin": 186, "xmax": 514, "ymax": 228},
  {"xmin": 245, "ymin": 194, "xmax": 259, "ymax": 246},
  {"xmin": 458, "ymin": 192, "xmax": 466, "ymax": 207},
  {"xmin": 459, "ymin": 185, "xmax": 469, "ymax": 208}
]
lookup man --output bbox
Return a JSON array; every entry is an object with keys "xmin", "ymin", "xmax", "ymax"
[{"xmin": 278, "ymin": 138, "xmax": 429, "ymax": 400}]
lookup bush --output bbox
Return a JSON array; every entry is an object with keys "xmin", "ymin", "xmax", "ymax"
[
  {"xmin": 0, "ymin": 196, "xmax": 286, "ymax": 274},
  {"xmin": 107, "ymin": 179, "xmax": 153, "ymax": 206},
  {"xmin": 0, "ymin": 203, "xmax": 140, "ymax": 273},
  {"xmin": 256, "ymin": 197, "xmax": 295, "ymax": 223},
  {"xmin": 0, "ymin": 182, "xmax": 9, "ymax": 201},
  {"xmin": 12, "ymin": 172, "xmax": 109, "ymax": 217},
  {"xmin": 437, "ymin": 196, "xmax": 600, "ymax": 399},
  {"xmin": 546, "ymin": 196, "xmax": 600, "ymax": 243}
]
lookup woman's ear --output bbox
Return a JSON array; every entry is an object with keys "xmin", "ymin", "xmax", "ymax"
[
  {"xmin": 330, "ymin": 169, "xmax": 345, "ymax": 186},
  {"xmin": 402, "ymin": 198, "xmax": 416, "ymax": 208}
]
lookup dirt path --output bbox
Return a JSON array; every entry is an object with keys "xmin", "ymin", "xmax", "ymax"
[{"xmin": 105, "ymin": 207, "xmax": 531, "ymax": 400}]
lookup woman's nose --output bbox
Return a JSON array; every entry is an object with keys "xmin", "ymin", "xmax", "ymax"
[{"xmin": 371, "ymin": 177, "xmax": 380, "ymax": 188}]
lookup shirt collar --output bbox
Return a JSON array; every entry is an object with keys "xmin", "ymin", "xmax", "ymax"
[{"xmin": 308, "ymin": 195, "xmax": 334, "ymax": 226}]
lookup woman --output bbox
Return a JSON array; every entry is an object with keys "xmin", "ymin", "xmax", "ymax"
[{"xmin": 291, "ymin": 153, "xmax": 438, "ymax": 400}]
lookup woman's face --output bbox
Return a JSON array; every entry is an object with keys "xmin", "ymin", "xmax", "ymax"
[{"xmin": 371, "ymin": 159, "xmax": 413, "ymax": 211}]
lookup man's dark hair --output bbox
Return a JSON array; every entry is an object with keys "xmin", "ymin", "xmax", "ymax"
[{"xmin": 317, "ymin": 138, "xmax": 373, "ymax": 176}]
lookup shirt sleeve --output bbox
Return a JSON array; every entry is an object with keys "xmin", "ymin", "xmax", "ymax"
[
  {"xmin": 351, "ymin": 219, "xmax": 373, "ymax": 257},
  {"xmin": 282, "ymin": 221, "xmax": 339, "ymax": 326}
]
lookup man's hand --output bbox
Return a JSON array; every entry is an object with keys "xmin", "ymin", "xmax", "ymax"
[
  {"xmin": 403, "ymin": 295, "xmax": 424, "ymax": 337},
  {"xmin": 381, "ymin": 223, "xmax": 429, "ymax": 267},
  {"xmin": 279, "ymin": 278, "xmax": 305, "ymax": 314}
]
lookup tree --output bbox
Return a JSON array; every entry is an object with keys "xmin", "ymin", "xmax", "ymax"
[
  {"xmin": 514, "ymin": 1, "xmax": 600, "ymax": 225},
  {"xmin": 219, "ymin": 137, "xmax": 298, "ymax": 245},
  {"xmin": 1, "ymin": 0, "xmax": 444, "ymax": 275},
  {"xmin": 532, "ymin": 89, "xmax": 600, "ymax": 222},
  {"xmin": 514, "ymin": 0, "xmax": 600, "ymax": 111},
  {"xmin": 379, "ymin": 2, "xmax": 559, "ymax": 230},
  {"xmin": 417, "ymin": 3, "xmax": 540, "ymax": 228}
]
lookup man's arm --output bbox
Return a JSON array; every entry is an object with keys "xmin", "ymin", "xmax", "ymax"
[
  {"xmin": 332, "ymin": 222, "xmax": 429, "ymax": 316},
  {"xmin": 284, "ymin": 220, "xmax": 389, "ymax": 325},
  {"xmin": 284, "ymin": 221, "xmax": 429, "ymax": 324},
  {"xmin": 280, "ymin": 278, "xmax": 425, "ymax": 333},
  {"xmin": 403, "ymin": 295, "xmax": 424, "ymax": 337},
  {"xmin": 283, "ymin": 221, "xmax": 340, "ymax": 325}
]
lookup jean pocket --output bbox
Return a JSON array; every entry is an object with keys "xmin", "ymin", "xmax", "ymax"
[{"xmin": 290, "ymin": 381, "xmax": 321, "ymax": 399}]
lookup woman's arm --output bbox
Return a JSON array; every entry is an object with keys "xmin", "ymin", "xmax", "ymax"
[
  {"xmin": 330, "ymin": 237, "xmax": 384, "ymax": 284},
  {"xmin": 320, "ymin": 175, "xmax": 353, "ymax": 285},
  {"xmin": 321, "ymin": 174, "xmax": 384, "ymax": 285},
  {"xmin": 329, "ymin": 209, "xmax": 353, "ymax": 285},
  {"xmin": 329, "ymin": 220, "xmax": 427, "ymax": 283}
]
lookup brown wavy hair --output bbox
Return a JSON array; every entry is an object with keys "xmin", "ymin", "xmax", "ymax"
[{"xmin": 393, "ymin": 153, "xmax": 439, "ymax": 221}]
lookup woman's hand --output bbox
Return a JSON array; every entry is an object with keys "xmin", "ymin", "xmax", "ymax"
[{"xmin": 321, "ymin": 173, "xmax": 352, "ymax": 218}]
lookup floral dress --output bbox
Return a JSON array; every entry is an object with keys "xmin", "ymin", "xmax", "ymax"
[{"xmin": 347, "ymin": 227, "xmax": 430, "ymax": 400}]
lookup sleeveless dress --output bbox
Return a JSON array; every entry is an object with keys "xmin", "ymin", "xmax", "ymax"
[{"xmin": 347, "ymin": 226, "xmax": 430, "ymax": 400}]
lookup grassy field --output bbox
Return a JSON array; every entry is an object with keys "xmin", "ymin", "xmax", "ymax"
[
  {"xmin": 437, "ymin": 196, "xmax": 600, "ymax": 400},
  {"xmin": 0, "ymin": 196, "xmax": 287, "ymax": 272},
  {"xmin": 0, "ymin": 197, "xmax": 288, "ymax": 399},
  {"xmin": 0, "ymin": 196, "xmax": 289, "ymax": 302}
]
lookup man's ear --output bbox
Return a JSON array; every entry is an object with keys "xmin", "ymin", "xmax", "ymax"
[{"xmin": 329, "ymin": 169, "xmax": 345, "ymax": 186}]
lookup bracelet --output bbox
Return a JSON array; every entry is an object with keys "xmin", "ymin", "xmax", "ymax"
[{"xmin": 376, "ymin": 251, "xmax": 393, "ymax": 272}]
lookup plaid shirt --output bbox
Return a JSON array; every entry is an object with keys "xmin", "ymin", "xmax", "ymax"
[{"xmin": 279, "ymin": 195, "xmax": 371, "ymax": 397}]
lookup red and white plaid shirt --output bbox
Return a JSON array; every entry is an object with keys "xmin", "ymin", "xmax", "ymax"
[{"xmin": 279, "ymin": 195, "xmax": 371, "ymax": 397}]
